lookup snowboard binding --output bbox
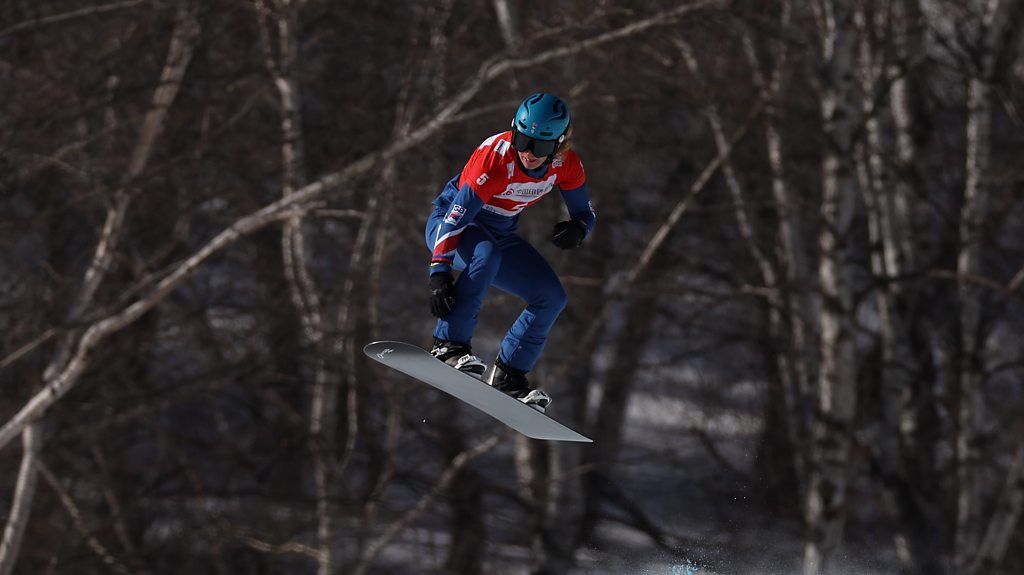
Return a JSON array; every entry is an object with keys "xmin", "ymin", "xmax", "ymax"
[
  {"xmin": 430, "ymin": 339, "xmax": 486, "ymax": 379},
  {"xmin": 488, "ymin": 357, "xmax": 551, "ymax": 413}
]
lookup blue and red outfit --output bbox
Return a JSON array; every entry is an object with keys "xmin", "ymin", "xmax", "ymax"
[{"xmin": 425, "ymin": 130, "xmax": 596, "ymax": 372}]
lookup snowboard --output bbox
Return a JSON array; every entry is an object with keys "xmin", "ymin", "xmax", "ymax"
[{"xmin": 363, "ymin": 341, "xmax": 592, "ymax": 443}]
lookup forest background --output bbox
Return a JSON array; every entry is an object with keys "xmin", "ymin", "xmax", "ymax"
[{"xmin": 2, "ymin": 1, "xmax": 1024, "ymax": 574}]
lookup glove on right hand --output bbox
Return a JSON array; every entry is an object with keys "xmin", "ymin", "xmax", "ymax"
[
  {"xmin": 551, "ymin": 219, "xmax": 586, "ymax": 250},
  {"xmin": 429, "ymin": 271, "xmax": 456, "ymax": 318}
]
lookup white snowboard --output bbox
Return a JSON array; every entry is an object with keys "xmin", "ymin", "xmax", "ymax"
[{"xmin": 364, "ymin": 341, "xmax": 592, "ymax": 443}]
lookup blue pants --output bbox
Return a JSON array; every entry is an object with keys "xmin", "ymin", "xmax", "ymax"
[{"xmin": 425, "ymin": 209, "xmax": 567, "ymax": 373}]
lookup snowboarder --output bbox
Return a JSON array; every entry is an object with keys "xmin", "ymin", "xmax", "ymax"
[{"xmin": 425, "ymin": 92, "xmax": 596, "ymax": 412}]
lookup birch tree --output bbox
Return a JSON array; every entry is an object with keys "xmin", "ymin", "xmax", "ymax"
[
  {"xmin": 804, "ymin": 1, "xmax": 860, "ymax": 573},
  {"xmin": 968, "ymin": 443, "xmax": 1024, "ymax": 575},
  {"xmin": 949, "ymin": 1, "xmax": 1024, "ymax": 569},
  {"xmin": 254, "ymin": 1, "xmax": 344, "ymax": 571},
  {"xmin": 740, "ymin": 2, "xmax": 818, "ymax": 499},
  {"xmin": 853, "ymin": 3, "xmax": 946, "ymax": 572}
]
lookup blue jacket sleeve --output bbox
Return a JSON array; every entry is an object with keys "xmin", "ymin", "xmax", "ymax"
[
  {"xmin": 428, "ymin": 182, "xmax": 485, "ymax": 275},
  {"xmin": 559, "ymin": 182, "xmax": 596, "ymax": 239}
]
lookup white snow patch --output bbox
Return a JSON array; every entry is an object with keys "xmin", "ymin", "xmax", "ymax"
[{"xmin": 627, "ymin": 392, "xmax": 762, "ymax": 438}]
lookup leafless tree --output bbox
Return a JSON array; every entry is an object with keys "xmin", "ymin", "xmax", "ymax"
[{"xmin": 3, "ymin": 1, "xmax": 1023, "ymax": 573}]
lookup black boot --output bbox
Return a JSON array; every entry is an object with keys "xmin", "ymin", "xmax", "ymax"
[
  {"xmin": 487, "ymin": 357, "xmax": 551, "ymax": 412},
  {"xmin": 430, "ymin": 339, "xmax": 486, "ymax": 378}
]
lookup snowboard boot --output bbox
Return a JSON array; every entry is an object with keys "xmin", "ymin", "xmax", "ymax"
[
  {"xmin": 430, "ymin": 339, "xmax": 486, "ymax": 379},
  {"xmin": 487, "ymin": 357, "xmax": 551, "ymax": 413}
]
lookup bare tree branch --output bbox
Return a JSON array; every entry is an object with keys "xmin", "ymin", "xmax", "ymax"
[
  {"xmin": 227, "ymin": 526, "xmax": 325, "ymax": 562},
  {"xmin": 0, "ymin": 327, "xmax": 58, "ymax": 372},
  {"xmin": 968, "ymin": 443, "xmax": 1024, "ymax": 575},
  {"xmin": 929, "ymin": 269, "xmax": 1024, "ymax": 302},
  {"xmin": 37, "ymin": 462, "xmax": 137, "ymax": 575},
  {"xmin": 0, "ymin": 425, "xmax": 41, "ymax": 575},
  {"xmin": 0, "ymin": 0, "xmax": 152, "ymax": 39}
]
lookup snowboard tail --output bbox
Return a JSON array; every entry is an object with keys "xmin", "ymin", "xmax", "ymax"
[{"xmin": 364, "ymin": 341, "xmax": 592, "ymax": 443}]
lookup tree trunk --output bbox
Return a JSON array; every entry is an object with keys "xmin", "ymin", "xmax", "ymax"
[
  {"xmin": 804, "ymin": 1, "xmax": 859, "ymax": 573},
  {"xmin": 951, "ymin": 0, "xmax": 1023, "ymax": 567},
  {"xmin": 853, "ymin": 5, "xmax": 944, "ymax": 573},
  {"xmin": 257, "ymin": 2, "xmax": 339, "ymax": 571},
  {"xmin": 579, "ymin": 297, "xmax": 659, "ymax": 544},
  {"xmin": 441, "ymin": 401, "xmax": 488, "ymax": 575},
  {"xmin": 968, "ymin": 444, "xmax": 1024, "ymax": 575},
  {"xmin": 741, "ymin": 2, "xmax": 816, "ymax": 498},
  {"xmin": 953, "ymin": 68, "xmax": 990, "ymax": 575}
]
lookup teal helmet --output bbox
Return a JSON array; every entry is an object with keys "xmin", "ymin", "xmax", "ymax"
[{"xmin": 512, "ymin": 93, "xmax": 570, "ymax": 142}]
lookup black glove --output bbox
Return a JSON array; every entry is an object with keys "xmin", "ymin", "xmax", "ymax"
[
  {"xmin": 429, "ymin": 271, "xmax": 456, "ymax": 317},
  {"xmin": 551, "ymin": 219, "xmax": 587, "ymax": 250}
]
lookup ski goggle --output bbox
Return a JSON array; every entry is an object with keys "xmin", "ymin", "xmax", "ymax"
[{"xmin": 511, "ymin": 129, "xmax": 562, "ymax": 157}]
